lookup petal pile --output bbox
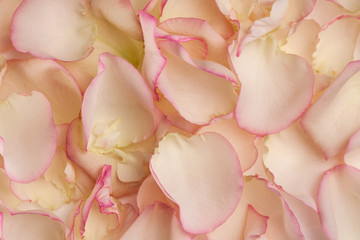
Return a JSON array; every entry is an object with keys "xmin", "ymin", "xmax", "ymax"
[{"xmin": 0, "ymin": 0, "xmax": 360, "ymax": 238}]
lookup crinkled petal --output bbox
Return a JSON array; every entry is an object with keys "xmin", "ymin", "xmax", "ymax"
[
  {"xmin": 0, "ymin": 58, "xmax": 82, "ymax": 124},
  {"xmin": 82, "ymin": 52, "xmax": 156, "ymax": 150},
  {"xmin": 11, "ymin": 0, "xmax": 96, "ymax": 61},
  {"xmin": 302, "ymin": 60, "xmax": 360, "ymax": 158},
  {"xmin": 0, "ymin": 92, "xmax": 57, "ymax": 183},
  {"xmin": 232, "ymin": 36, "xmax": 314, "ymax": 135},
  {"xmin": 317, "ymin": 165, "xmax": 360, "ymax": 240},
  {"xmin": 121, "ymin": 203, "xmax": 191, "ymax": 240},
  {"xmin": 157, "ymin": 40, "xmax": 237, "ymax": 125},
  {"xmin": 150, "ymin": 132, "xmax": 243, "ymax": 234},
  {"xmin": 313, "ymin": 15, "xmax": 360, "ymax": 76}
]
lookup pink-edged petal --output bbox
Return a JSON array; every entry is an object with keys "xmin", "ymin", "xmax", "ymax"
[
  {"xmin": 345, "ymin": 129, "xmax": 360, "ymax": 168},
  {"xmin": 313, "ymin": 15, "xmax": 360, "ymax": 76},
  {"xmin": 329, "ymin": 0, "xmax": 360, "ymax": 12},
  {"xmin": 263, "ymin": 123, "xmax": 337, "ymax": 210},
  {"xmin": 137, "ymin": 175, "xmax": 178, "ymax": 212},
  {"xmin": 142, "ymin": 0, "xmax": 168, "ymax": 19},
  {"xmin": 160, "ymin": 0, "xmax": 234, "ymax": 39},
  {"xmin": 0, "ymin": 203, "xmax": 66, "ymax": 240},
  {"xmin": 90, "ymin": 0, "xmax": 142, "ymax": 40},
  {"xmin": 281, "ymin": 0, "xmax": 316, "ymax": 25},
  {"xmin": 281, "ymin": 19, "xmax": 320, "ymax": 63},
  {"xmin": 157, "ymin": 40, "xmax": 237, "ymax": 125},
  {"xmin": 158, "ymin": 18, "xmax": 229, "ymax": 66},
  {"xmin": 281, "ymin": 190, "xmax": 328, "ymax": 240},
  {"xmin": 121, "ymin": 202, "xmax": 191, "ymax": 240},
  {"xmin": 139, "ymin": 11, "xmax": 167, "ymax": 90},
  {"xmin": 0, "ymin": 91, "xmax": 57, "ymax": 183},
  {"xmin": 317, "ymin": 165, "xmax": 360, "ymax": 240},
  {"xmin": 208, "ymin": 176, "xmax": 304, "ymax": 240},
  {"xmin": 305, "ymin": 0, "xmax": 347, "ymax": 27},
  {"xmin": 0, "ymin": 58, "xmax": 82, "ymax": 124},
  {"xmin": 150, "ymin": 132, "xmax": 243, "ymax": 234},
  {"xmin": 232, "ymin": 36, "xmax": 314, "ymax": 135},
  {"xmin": 197, "ymin": 117, "xmax": 257, "ymax": 171},
  {"xmin": 302, "ymin": 60, "xmax": 360, "ymax": 158},
  {"xmin": 11, "ymin": 0, "xmax": 96, "ymax": 61},
  {"xmin": 243, "ymin": 205, "xmax": 268, "ymax": 240},
  {"xmin": 82, "ymin": 52, "xmax": 156, "ymax": 150},
  {"xmin": 66, "ymin": 118, "xmax": 141, "ymax": 197}
]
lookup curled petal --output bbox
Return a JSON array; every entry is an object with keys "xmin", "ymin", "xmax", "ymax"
[
  {"xmin": 232, "ymin": 36, "xmax": 314, "ymax": 135},
  {"xmin": 329, "ymin": 0, "xmax": 360, "ymax": 12},
  {"xmin": 150, "ymin": 132, "xmax": 243, "ymax": 234},
  {"xmin": 11, "ymin": 0, "xmax": 96, "ymax": 61},
  {"xmin": 345, "ymin": 129, "xmax": 360, "ymax": 169},
  {"xmin": 302, "ymin": 60, "xmax": 360, "ymax": 158},
  {"xmin": 0, "ymin": 92, "xmax": 57, "ymax": 183},
  {"xmin": 82, "ymin": 53, "xmax": 156, "ymax": 150}
]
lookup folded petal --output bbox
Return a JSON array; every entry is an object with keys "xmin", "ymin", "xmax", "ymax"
[
  {"xmin": 121, "ymin": 203, "xmax": 191, "ymax": 240},
  {"xmin": 0, "ymin": 58, "xmax": 82, "ymax": 124},
  {"xmin": 11, "ymin": 0, "xmax": 96, "ymax": 61},
  {"xmin": 302, "ymin": 60, "xmax": 360, "ymax": 158},
  {"xmin": 0, "ymin": 92, "xmax": 57, "ymax": 183},
  {"xmin": 82, "ymin": 52, "xmax": 156, "ymax": 150},
  {"xmin": 330, "ymin": 0, "xmax": 360, "ymax": 12},
  {"xmin": 232, "ymin": 36, "xmax": 314, "ymax": 135},
  {"xmin": 345, "ymin": 129, "xmax": 360, "ymax": 169},
  {"xmin": 150, "ymin": 132, "xmax": 243, "ymax": 234},
  {"xmin": 317, "ymin": 165, "xmax": 360, "ymax": 239},
  {"xmin": 157, "ymin": 40, "xmax": 237, "ymax": 125},
  {"xmin": 313, "ymin": 15, "xmax": 360, "ymax": 76}
]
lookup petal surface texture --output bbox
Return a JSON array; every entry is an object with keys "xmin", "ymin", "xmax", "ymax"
[
  {"xmin": 150, "ymin": 132, "xmax": 243, "ymax": 234},
  {"xmin": 232, "ymin": 37, "xmax": 314, "ymax": 135},
  {"xmin": 0, "ymin": 92, "xmax": 57, "ymax": 183},
  {"xmin": 302, "ymin": 60, "xmax": 360, "ymax": 158},
  {"xmin": 11, "ymin": 0, "xmax": 96, "ymax": 61},
  {"xmin": 82, "ymin": 53, "xmax": 156, "ymax": 150},
  {"xmin": 318, "ymin": 165, "xmax": 360, "ymax": 240}
]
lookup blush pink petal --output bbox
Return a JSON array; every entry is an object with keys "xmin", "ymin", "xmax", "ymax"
[
  {"xmin": 82, "ymin": 52, "xmax": 156, "ymax": 150},
  {"xmin": 121, "ymin": 202, "xmax": 191, "ymax": 240},
  {"xmin": 313, "ymin": 15, "xmax": 360, "ymax": 76},
  {"xmin": 0, "ymin": 59, "xmax": 82, "ymax": 124},
  {"xmin": 329, "ymin": 0, "xmax": 360, "ymax": 12},
  {"xmin": 263, "ymin": 123, "xmax": 337, "ymax": 210},
  {"xmin": 160, "ymin": 0, "xmax": 234, "ymax": 39},
  {"xmin": 243, "ymin": 205, "xmax": 269, "ymax": 240},
  {"xmin": 157, "ymin": 40, "xmax": 237, "ymax": 125},
  {"xmin": 150, "ymin": 132, "xmax": 243, "ymax": 234},
  {"xmin": 11, "ymin": 0, "xmax": 96, "ymax": 61},
  {"xmin": 197, "ymin": 117, "xmax": 257, "ymax": 171},
  {"xmin": 305, "ymin": 0, "xmax": 347, "ymax": 27},
  {"xmin": 0, "ymin": 91, "xmax": 57, "ymax": 183},
  {"xmin": 317, "ymin": 165, "xmax": 360, "ymax": 240},
  {"xmin": 302, "ymin": 60, "xmax": 360, "ymax": 158},
  {"xmin": 232, "ymin": 37, "xmax": 314, "ymax": 136},
  {"xmin": 344, "ymin": 129, "xmax": 360, "ymax": 169},
  {"xmin": 139, "ymin": 10, "xmax": 167, "ymax": 90}
]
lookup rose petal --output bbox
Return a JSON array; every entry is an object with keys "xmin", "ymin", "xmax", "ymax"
[
  {"xmin": 302, "ymin": 60, "xmax": 360, "ymax": 158},
  {"xmin": 243, "ymin": 205, "xmax": 269, "ymax": 240},
  {"xmin": 157, "ymin": 40, "xmax": 237, "ymax": 125},
  {"xmin": 317, "ymin": 165, "xmax": 360, "ymax": 239},
  {"xmin": 313, "ymin": 15, "xmax": 360, "ymax": 76},
  {"xmin": 0, "ymin": 91, "xmax": 57, "ymax": 183},
  {"xmin": 305, "ymin": 0, "xmax": 347, "ymax": 27},
  {"xmin": 344, "ymin": 129, "xmax": 360, "ymax": 169},
  {"xmin": 232, "ymin": 36, "xmax": 314, "ymax": 135},
  {"xmin": 0, "ymin": 58, "xmax": 82, "ymax": 124},
  {"xmin": 121, "ymin": 202, "xmax": 191, "ymax": 240},
  {"xmin": 329, "ymin": 0, "xmax": 360, "ymax": 12},
  {"xmin": 11, "ymin": 0, "xmax": 96, "ymax": 61},
  {"xmin": 150, "ymin": 132, "xmax": 243, "ymax": 234},
  {"xmin": 82, "ymin": 52, "xmax": 156, "ymax": 150}
]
